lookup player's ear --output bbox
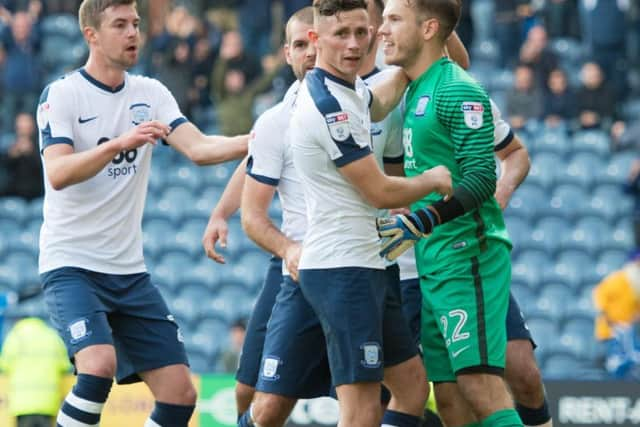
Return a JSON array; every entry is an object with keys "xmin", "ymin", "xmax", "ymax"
[
  {"xmin": 421, "ymin": 17, "xmax": 439, "ymax": 42},
  {"xmin": 83, "ymin": 26, "xmax": 97, "ymax": 45}
]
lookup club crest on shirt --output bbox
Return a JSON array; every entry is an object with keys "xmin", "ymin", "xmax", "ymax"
[
  {"xmin": 461, "ymin": 102, "xmax": 484, "ymax": 129},
  {"xmin": 325, "ymin": 111, "xmax": 351, "ymax": 142},
  {"xmin": 415, "ymin": 95, "xmax": 431, "ymax": 116},
  {"xmin": 130, "ymin": 103, "xmax": 151, "ymax": 125}
]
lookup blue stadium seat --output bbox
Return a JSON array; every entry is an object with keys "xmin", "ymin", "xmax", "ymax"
[
  {"xmin": 0, "ymin": 197, "xmax": 29, "ymax": 224},
  {"xmin": 532, "ymin": 129, "xmax": 570, "ymax": 156},
  {"xmin": 603, "ymin": 218, "xmax": 635, "ymax": 252},
  {"xmin": 156, "ymin": 186, "xmax": 196, "ymax": 222},
  {"xmin": 506, "ymin": 184, "xmax": 548, "ymax": 222},
  {"xmin": 41, "ymin": 14, "xmax": 82, "ymax": 40},
  {"xmin": 621, "ymin": 99, "xmax": 640, "ymax": 121},
  {"xmin": 142, "ymin": 218, "xmax": 175, "ymax": 260},
  {"xmin": 489, "ymin": 69, "xmax": 514, "ymax": 91},
  {"xmin": 547, "ymin": 184, "xmax": 588, "ymax": 220},
  {"xmin": 180, "ymin": 259, "xmax": 221, "ymax": 291},
  {"xmin": 526, "ymin": 152, "xmax": 561, "ymax": 189},
  {"xmin": 209, "ymin": 287, "xmax": 255, "ymax": 323},
  {"xmin": 201, "ymin": 161, "xmax": 240, "ymax": 188},
  {"xmin": 185, "ymin": 351, "xmax": 212, "ymax": 374},
  {"xmin": 602, "ymin": 151, "xmax": 636, "ymax": 185},
  {"xmin": 562, "ymin": 216, "xmax": 611, "ymax": 254},
  {"xmin": 559, "ymin": 152, "xmax": 605, "ymax": 188},
  {"xmin": 531, "ymin": 284, "xmax": 574, "ymax": 322},
  {"xmin": 543, "ymin": 353, "xmax": 583, "ymax": 379},
  {"xmin": 557, "ymin": 249, "xmax": 598, "ymax": 290},
  {"xmin": 510, "ymin": 282, "xmax": 536, "ymax": 314},
  {"xmin": 528, "ymin": 216, "xmax": 569, "ymax": 254},
  {"xmin": 196, "ymin": 317, "xmax": 229, "ymax": 341},
  {"xmin": 572, "ymin": 130, "xmax": 611, "ymax": 156},
  {"xmin": 549, "ymin": 38, "xmax": 586, "ymax": 67},
  {"xmin": 147, "ymin": 170, "xmax": 167, "ymax": 196},
  {"xmin": 231, "ymin": 249, "xmax": 271, "ymax": 292},
  {"xmin": 504, "ymin": 215, "xmax": 529, "ymax": 252},
  {"xmin": 526, "ymin": 317, "xmax": 558, "ymax": 359},
  {"xmin": 596, "ymin": 249, "xmax": 628, "ymax": 277},
  {"xmin": 166, "ymin": 166, "xmax": 203, "ymax": 193},
  {"xmin": 0, "ymin": 266, "xmax": 20, "ymax": 291},
  {"xmin": 167, "ymin": 218, "xmax": 208, "ymax": 258},
  {"xmin": 587, "ymin": 193, "xmax": 619, "ymax": 222},
  {"xmin": 154, "ymin": 251, "xmax": 196, "ymax": 293},
  {"xmin": 512, "ymin": 250, "xmax": 550, "ymax": 290}
]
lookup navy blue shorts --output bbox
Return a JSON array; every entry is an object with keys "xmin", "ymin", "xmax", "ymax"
[
  {"xmin": 299, "ymin": 266, "xmax": 417, "ymax": 386},
  {"xmin": 256, "ymin": 275, "xmax": 331, "ymax": 398},
  {"xmin": 41, "ymin": 267, "xmax": 189, "ymax": 384},
  {"xmin": 506, "ymin": 291, "xmax": 537, "ymax": 348},
  {"xmin": 236, "ymin": 257, "xmax": 283, "ymax": 387},
  {"xmin": 398, "ymin": 278, "xmax": 422, "ymax": 347}
]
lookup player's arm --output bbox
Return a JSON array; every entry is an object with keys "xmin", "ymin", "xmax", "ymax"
[
  {"xmin": 445, "ymin": 31, "xmax": 470, "ymax": 70},
  {"xmin": 202, "ymin": 157, "xmax": 247, "ymax": 263},
  {"xmin": 369, "ymin": 68, "xmax": 409, "ymax": 122},
  {"xmin": 241, "ymin": 178, "xmax": 301, "ymax": 281},
  {"xmin": 494, "ymin": 133, "xmax": 530, "ymax": 210},
  {"xmin": 165, "ymin": 122, "xmax": 248, "ymax": 165},
  {"xmin": 43, "ymin": 121, "xmax": 168, "ymax": 190},
  {"xmin": 340, "ymin": 154, "xmax": 452, "ymax": 208}
]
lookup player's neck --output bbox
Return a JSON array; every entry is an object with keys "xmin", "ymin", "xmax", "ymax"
[
  {"xmin": 84, "ymin": 55, "xmax": 126, "ymax": 90},
  {"xmin": 404, "ymin": 45, "xmax": 446, "ymax": 81}
]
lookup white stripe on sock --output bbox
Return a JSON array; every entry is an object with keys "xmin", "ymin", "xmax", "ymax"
[
  {"xmin": 56, "ymin": 411, "xmax": 99, "ymax": 427},
  {"xmin": 144, "ymin": 418, "xmax": 162, "ymax": 427},
  {"xmin": 66, "ymin": 391, "xmax": 105, "ymax": 414}
]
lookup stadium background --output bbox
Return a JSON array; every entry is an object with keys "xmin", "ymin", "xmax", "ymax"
[{"xmin": 0, "ymin": 0, "xmax": 639, "ymax": 426}]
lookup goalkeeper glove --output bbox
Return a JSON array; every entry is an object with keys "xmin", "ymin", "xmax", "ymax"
[{"xmin": 376, "ymin": 208, "xmax": 437, "ymax": 261}]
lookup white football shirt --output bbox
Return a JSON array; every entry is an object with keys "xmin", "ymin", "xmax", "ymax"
[
  {"xmin": 37, "ymin": 69, "xmax": 186, "ymax": 274},
  {"xmin": 291, "ymin": 68, "xmax": 384, "ymax": 270}
]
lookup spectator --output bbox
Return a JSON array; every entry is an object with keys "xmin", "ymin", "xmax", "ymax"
[
  {"xmin": 519, "ymin": 25, "xmax": 559, "ymax": 90},
  {"xmin": 238, "ymin": 0, "xmax": 273, "ymax": 58},
  {"xmin": 0, "ymin": 316, "xmax": 71, "ymax": 427},
  {"xmin": 221, "ymin": 318, "xmax": 246, "ymax": 373},
  {"xmin": 1, "ymin": 11, "xmax": 40, "ymax": 132},
  {"xmin": 543, "ymin": 68, "xmax": 575, "ymax": 126},
  {"xmin": 575, "ymin": 61, "xmax": 617, "ymax": 130},
  {"xmin": 506, "ymin": 64, "xmax": 543, "ymax": 130},
  {"xmin": 211, "ymin": 49, "xmax": 283, "ymax": 136},
  {"xmin": 582, "ymin": 0, "xmax": 629, "ymax": 99},
  {"xmin": 625, "ymin": 158, "xmax": 640, "ymax": 247},
  {"xmin": 537, "ymin": 0, "xmax": 581, "ymax": 39},
  {"xmin": 155, "ymin": 39, "xmax": 193, "ymax": 116},
  {"xmin": 0, "ymin": 112, "xmax": 43, "ymax": 200},
  {"xmin": 494, "ymin": 0, "xmax": 530, "ymax": 67},
  {"xmin": 612, "ymin": 119, "xmax": 640, "ymax": 152},
  {"xmin": 215, "ymin": 30, "xmax": 262, "ymax": 85},
  {"xmin": 593, "ymin": 252, "xmax": 640, "ymax": 380}
]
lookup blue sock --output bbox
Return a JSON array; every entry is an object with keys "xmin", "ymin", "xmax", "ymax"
[
  {"xmin": 516, "ymin": 399, "xmax": 551, "ymax": 426},
  {"xmin": 238, "ymin": 410, "xmax": 253, "ymax": 427},
  {"xmin": 146, "ymin": 401, "xmax": 195, "ymax": 427},
  {"xmin": 57, "ymin": 373, "xmax": 112, "ymax": 426},
  {"xmin": 381, "ymin": 409, "xmax": 422, "ymax": 427}
]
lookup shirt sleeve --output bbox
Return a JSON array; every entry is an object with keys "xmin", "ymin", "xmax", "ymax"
[
  {"xmin": 246, "ymin": 111, "xmax": 285, "ymax": 186},
  {"xmin": 490, "ymin": 98, "xmax": 515, "ymax": 151},
  {"xmin": 152, "ymin": 79, "xmax": 189, "ymax": 132},
  {"xmin": 382, "ymin": 107, "xmax": 404, "ymax": 163},
  {"xmin": 435, "ymin": 80, "xmax": 496, "ymax": 209},
  {"xmin": 37, "ymin": 82, "xmax": 74, "ymax": 152}
]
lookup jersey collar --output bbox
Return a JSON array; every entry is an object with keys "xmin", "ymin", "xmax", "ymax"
[
  {"xmin": 311, "ymin": 67, "xmax": 356, "ymax": 90},
  {"xmin": 79, "ymin": 68, "xmax": 126, "ymax": 93}
]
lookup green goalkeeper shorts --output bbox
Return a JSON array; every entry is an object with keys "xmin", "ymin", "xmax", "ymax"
[{"xmin": 419, "ymin": 240, "xmax": 510, "ymax": 382}]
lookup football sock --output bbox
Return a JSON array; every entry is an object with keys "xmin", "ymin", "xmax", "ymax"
[
  {"xmin": 144, "ymin": 401, "xmax": 195, "ymax": 427},
  {"xmin": 57, "ymin": 373, "xmax": 112, "ymax": 427},
  {"xmin": 382, "ymin": 409, "xmax": 422, "ymax": 427}
]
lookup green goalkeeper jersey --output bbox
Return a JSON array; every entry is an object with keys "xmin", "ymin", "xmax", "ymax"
[{"xmin": 403, "ymin": 57, "xmax": 511, "ymax": 275}]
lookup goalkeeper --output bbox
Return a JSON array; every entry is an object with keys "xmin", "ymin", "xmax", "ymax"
[{"xmin": 377, "ymin": 0, "xmax": 520, "ymax": 425}]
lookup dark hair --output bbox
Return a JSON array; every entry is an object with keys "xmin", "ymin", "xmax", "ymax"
[
  {"xmin": 285, "ymin": 6, "xmax": 314, "ymax": 43},
  {"xmin": 410, "ymin": 0, "xmax": 460, "ymax": 41},
  {"xmin": 313, "ymin": 0, "xmax": 368, "ymax": 18},
  {"xmin": 79, "ymin": 0, "xmax": 136, "ymax": 30}
]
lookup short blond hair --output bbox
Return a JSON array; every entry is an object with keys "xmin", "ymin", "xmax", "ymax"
[{"xmin": 78, "ymin": 0, "xmax": 136, "ymax": 30}]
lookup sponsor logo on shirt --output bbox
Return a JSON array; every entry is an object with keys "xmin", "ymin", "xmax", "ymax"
[
  {"xmin": 325, "ymin": 111, "xmax": 351, "ymax": 142},
  {"xmin": 461, "ymin": 101, "xmax": 484, "ymax": 129}
]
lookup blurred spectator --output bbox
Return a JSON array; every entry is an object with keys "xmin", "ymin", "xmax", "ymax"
[
  {"xmin": 494, "ymin": 0, "xmax": 530, "ymax": 67},
  {"xmin": 0, "ymin": 317, "xmax": 71, "ymax": 427},
  {"xmin": 1, "ymin": 11, "xmax": 40, "ymax": 132},
  {"xmin": 624, "ymin": 158, "xmax": 640, "ymax": 247},
  {"xmin": 0, "ymin": 112, "xmax": 43, "ymax": 200},
  {"xmin": 575, "ymin": 61, "xmax": 617, "ymax": 130},
  {"xmin": 593, "ymin": 252, "xmax": 640, "ymax": 380},
  {"xmin": 583, "ymin": 0, "xmax": 629, "ymax": 99},
  {"xmin": 543, "ymin": 68, "xmax": 575, "ymax": 126},
  {"xmin": 519, "ymin": 25, "xmax": 559, "ymax": 90},
  {"xmin": 457, "ymin": 0, "xmax": 474, "ymax": 49},
  {"xmin": 537, "ymin": 0, "xmax": 581, "ymax": 39},
  {"xmin": 612, "ymin": 119, "xmax": 640, "ymax": 151},
  {"xmin": 155, "ymin": 39, "xmax": 193, "ymax": 115},
  {"xmin": 211, "ymin": 47, "xmax": 283, "ymax": 136},
  {"xmin": 506, "ymin": 64, "xmax": 543, "ymax": 130},
  {"xmin": 238, "ymin": 0, "xmax": 273, "ymax": 58},
  {"xmin": 216, "ymin": 30, "xmax": 262, "ymax": 85},
  {"xmin": 221, "ymin": 318, "xmax": 246, "ymax": 373},
  {"xmin": 283, "ymin": 0, "xmax": 312, "ymax": 21}
]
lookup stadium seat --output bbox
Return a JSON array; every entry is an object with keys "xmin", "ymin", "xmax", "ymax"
[
  {"xmin": 621, "ymin": 98, "xmax": 640, "ymax": 121},
  {"xmin": 512, "ymin": 249, "xmax": 550, "ymax": 290},
  {"xmin": 166, "ymin": 166, "xmax": 203, "ymax": 193},
  {"xmin": 526, "ymin": 317, "xmax": 558, "ymax": 359},
  {"xmin": 547, "ymin": 184, "xmax": 588, "ymax": 220},
  {"xmin": 572, "ymin": 130, "xmax": 611, "ymax": 156},
  {"xmin": 596, "ymin": 249, "xmax": 628, "ymax": 277},
  {"xmin": 231, "ymin": 249, "xmax": 271, "ymax": 292},
  {"xmin": 602, "ymin": 151, "xmax": 636, "ymax": 185},
  {"xmin": 526, "ymin": 152, "xmax": 562, "ymax": 189},
  {"xmin": 549, "ymin": 38, "xmax": 586, "ymax": 67},
  {"xmin": 510, "ymin": 282, "xmax": 536, "ymax": 314},
  {"xmin": 543, "ymin": 353, "xmax": 583, "ymax": 379},
  {"xmin": 604, "ymin": 218, "xmax": 635, "ymax": 252},
  {"xmin": 180, "ymin": 259, "xmax": 221, "ymax": 291},
  {"xmin": 489, "ymin": 69, "xmax": 514, "ymax": 91},
  {"xmin": 532, "ymin": 129, "xmax": 571, "ymax": 156},
  {"xmin": 562, "ymin": 216, "xmax": 611, "ymax": 255},
  {"xmin": 0, "ymin": 197, "xmax": 29, "ymax": 224},
  {"xmin": 156, "ymin": 186, "xmax": 196, "ymax": 222},
  {"xmin": 208, "ymin": 287, "xmax": 255, "ymax": 323},
  {"xmin": 154, "ymin": 251, "xmax": 196, "ymax": 293},
  {"xmin": 506, "ymin": 184, "xmax": 548, "ymax": 222},
  {"xmin": 0, "ymin": 265, "xmax": 20, "ymax": 291},
  {"xmin": 142, "ymin": 217, "xmax": 176, "ymax": 260},
  {"xmin": 531, "ymin": 284, "xmax": 574, "ymax": 322},
  {"xmin": 528, "ymin": 216, "xmax": 569, "ymax": 254},
  {"xmin": 185, "ymin": 350, "xmax": 212, "ymax": 374},
  {"xmin": 559, "ymin": 152, "xmax": 605, "ymax": 188},
  {"xmin": 201, "ymin": 160, "xmax": 240, "ymax": 188},
  {"xmin": 41, "ymin": 14, "xmax": 82, "ymax": 40},
  {"xmin": 503, "ymin": 215, "xmax": 529, "ymax": 252}
]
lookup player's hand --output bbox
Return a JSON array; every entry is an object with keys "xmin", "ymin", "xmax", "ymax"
[
  {"xmin": 202, "ymin": 213, "xmax": 228, "ymax": 264},
  {"xmin": 422, "ymin": 165, "xmax": 453, "ymax": 198},
  {"xmin": 117, "ymin": 121, "xmax": 170, "ymax": 151},
  {"xmin": 377, "ymin": 213, "xmax": 431, "ymax": 261},
  {"xmin": 284, "ymin": 242, "xmax": 302, "ymax": 283}
]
